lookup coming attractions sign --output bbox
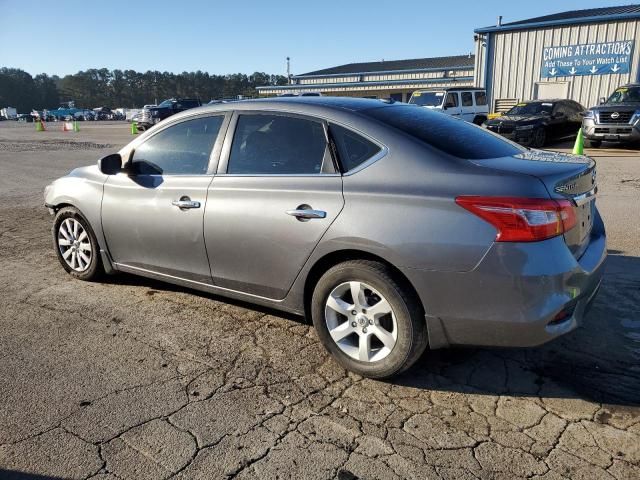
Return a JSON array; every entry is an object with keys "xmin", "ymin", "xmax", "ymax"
[{"xmin": 541, "ymin": 40, "xmax": 634, "ymax": 78}]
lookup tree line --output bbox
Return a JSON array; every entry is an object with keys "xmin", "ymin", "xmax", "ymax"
[{"xmin": 0, "ymin": 67, "xmax": 288, "ymax": 112}]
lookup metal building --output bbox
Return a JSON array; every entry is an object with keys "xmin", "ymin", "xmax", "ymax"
[
  {"xmin": 474, "ymin": 5, "xmax": 640, "ymax": 112},
  {"xmin": 257, "ymin": 55, "xmax": 475, "ymax": 101}
]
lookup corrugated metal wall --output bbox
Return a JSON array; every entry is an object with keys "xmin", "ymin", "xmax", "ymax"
[{"xmin": 476, "ymin": 19, "xmax": 640, "ymax": 111}]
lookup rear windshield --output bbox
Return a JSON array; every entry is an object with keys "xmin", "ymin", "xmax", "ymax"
[{"xmin": 363, "ymin": 104, "xmax": 524, "ymax": 160}]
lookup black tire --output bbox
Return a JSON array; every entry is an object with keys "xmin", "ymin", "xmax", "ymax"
[
  {"xmin": 311, "ymin": 260, "xmax": 427, "ymax": 379},
  {"xmin": 53, "ymin": 207, "xmax": 103, "ymax": 281},
  {"xmin": 532, "ymin": 128, "xmax": 547, "ymax": 148},
  {"xmin": 587, "ymin": 139, "xmax": 602, "ymax": 148},
  {"xmin": 473, "ymin": 115, "xmax": 487, "ymax": 125}
]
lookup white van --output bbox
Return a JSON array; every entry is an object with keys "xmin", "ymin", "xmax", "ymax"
[{"xmin": 408, "ymin": 87, "xmax": 489, "ymax": 124}]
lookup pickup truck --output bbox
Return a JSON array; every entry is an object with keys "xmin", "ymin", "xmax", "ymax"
[{"xmin": 136, "ymin": 98, "xmax": 201, "ymax": 131}]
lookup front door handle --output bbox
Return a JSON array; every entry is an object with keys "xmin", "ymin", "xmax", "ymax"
[
  {"xmin": 172, "ymin": 197, "xmax": 201, "ymax": 209},
  {"xmin": 286, "ymin": 206, "xmax": 326, "ymax": 221}
]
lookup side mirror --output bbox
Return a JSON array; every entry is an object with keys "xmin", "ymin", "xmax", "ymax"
[
  {"xmin": 599, "ymin": 97, "xmax": 606, "ymax": 105},
  {"xmin": 98, "ymin": 153, "xmax": 122, "ymax": 175}
]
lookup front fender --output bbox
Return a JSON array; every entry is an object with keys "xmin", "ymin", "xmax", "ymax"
[{"xmin": 44, "ymin": 166, "xmax": 108, "ymax": 253}]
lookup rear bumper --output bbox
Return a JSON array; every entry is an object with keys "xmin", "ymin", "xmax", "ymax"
[
  {"xmin": 401, "ymin": 210, "xmax": 607, "ymax": 349},
  {"xmin": 583, "ymin": 118, "xmax": 640, "ymax": 142}
]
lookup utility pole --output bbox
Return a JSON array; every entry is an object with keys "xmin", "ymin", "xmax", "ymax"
[{"xmin": 286, "ymin": 57, "xmax": 291, "ymax": 84}]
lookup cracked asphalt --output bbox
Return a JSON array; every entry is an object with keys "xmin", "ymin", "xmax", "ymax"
[{"xmin": 0, "ymin": 121, "xmax": 639, "ymax": 480}]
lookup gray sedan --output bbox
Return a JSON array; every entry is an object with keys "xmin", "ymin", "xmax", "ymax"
[{"xmin": 44, "ymin": 97, "xmax": 606, "ymax": 378}]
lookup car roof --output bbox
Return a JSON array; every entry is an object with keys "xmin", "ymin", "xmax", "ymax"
[
  {"xmin": 412, "ymin": 87, "xmax": 485, "ymax": 92},
  {"xmin": 518, "ymin": 99, "xmax": 566, "ymax": 103},
  {"xmin": 187, "ymin": 96, "xmax": 396, "ymax": 114}
]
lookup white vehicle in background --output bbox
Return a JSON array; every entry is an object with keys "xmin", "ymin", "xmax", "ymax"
[
  {"xmin": 409, "ymin": 87, "xmax": 489, "ymax": 125},
  {"xmin": 1, "ymin": 107, "xmax": 17, "ymax": 120}
]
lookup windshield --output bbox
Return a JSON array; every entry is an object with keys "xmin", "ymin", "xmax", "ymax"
[
  {"xmin": 158, "ymin": 99, "xmax": 174, "ymax": 108},
  {"xmin": 506, "ymin": 102, "xmax": 553, "ymax": 116},
  {"xmin": 606, "ymin": 86, "xmax": 640, "ymax": 104},
  {"xmin": 409, "ymin": 91, "xmax": 444, "ymax": 107}
]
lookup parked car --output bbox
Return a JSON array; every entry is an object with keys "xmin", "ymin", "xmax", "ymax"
[
  {"xmin": 1, "ymin": 107, "xmax": 17, "ymax": 120},
  {"xmin": 484, "ymin": 99, "xmax": 584, "ymax": 147},
  {"xmin": 136, "ymin": 98, "xmax": 201, "ymax": 130},
  {"xmin": 408, "ymin": 87, "xmax": 489, "ymax": 124},
  {"xmin": 582, "ymin": 83, "xmax": 640, "ymax": 148},
  {"xmin": 44, "ymin": 97, "xmax": 605, "ymax": 378},
  {"xmin": 17, "ymin": 113, "xmax": 35, "ymax": 122}
]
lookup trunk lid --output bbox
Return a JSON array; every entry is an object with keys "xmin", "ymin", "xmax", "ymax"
[{"xmin": 471, "ymin": 149, "xmax": 597, "ymax": 258}]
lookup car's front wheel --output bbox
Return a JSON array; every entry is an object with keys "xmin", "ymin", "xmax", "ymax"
[
  {"xmin": 311, "ymin": 260, "xmax": 427, "ymax": 378},
  {"xmin": 532, "ymin": 127, "xmax": 547, "ymax": 148},
  {"xmin": 53, "ymin": 207, "xmax": 102, "ymax": 281}
]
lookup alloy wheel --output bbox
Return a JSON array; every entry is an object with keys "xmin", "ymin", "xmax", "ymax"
[
  {"xmin": 57, "ymin": 218, "xmax": 92, "ymax": 272},
  {"xmin": 324, "ymin": 281, "xmax": 398, "ymax": 362}
]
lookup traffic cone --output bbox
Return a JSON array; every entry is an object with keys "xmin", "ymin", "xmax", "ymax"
[
  {"xmin": 131, "ymin": 122, "xmax": 138, "ymax": 135},
  {"xmin": 572, "ymin": 128, "xmax": 584, "ymax": 155},
  {"xmin": 73, "ymin": 121, "xmax": 80, "ymax": 132}
]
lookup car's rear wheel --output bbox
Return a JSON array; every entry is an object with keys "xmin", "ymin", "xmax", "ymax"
[
  {"xmin": 532, "ymin": 127, "xmax": 547, "ymax": 148},
  {"xmin": 53, "ymin": 207, "xmax": 102, "ymax": 281},
  {"xmin": 311, "ymin": 260, "xmax": 427, "ymax": 378}
]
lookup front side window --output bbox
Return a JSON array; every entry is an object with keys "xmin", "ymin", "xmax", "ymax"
[
  {"xmin": 445, "ymin": 92, "xmax": 459, "ymax": 108},
  {"xmin": 329, "ymin": 124, "xmax": 381, "ymax": 172},
  {"xmin": 131, "ymin": 115, "xmax": 223, "ymax": 175},
  {"xmin": 461, "ymin": 92, "xmax": 473, "ymax": 107},
  {"xmin": 227, "ymin": 114, "xmax": 328, "ymax": 174}
]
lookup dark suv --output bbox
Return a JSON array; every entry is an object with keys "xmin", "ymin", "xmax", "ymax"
[
  {"xmin": 582, "ymin": 84, "xmax": 640, "ymax": 147},
  {"xmin": 136, "ymin": 98, "xmax": 201, "ymax": 131}
]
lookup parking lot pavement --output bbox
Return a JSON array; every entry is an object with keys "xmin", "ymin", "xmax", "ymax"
[{"xmin": 0, "ymin": 121, "xmax": 639, "ymax": 480}]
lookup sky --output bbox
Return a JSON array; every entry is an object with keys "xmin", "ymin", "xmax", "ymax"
[{"xmin": 0, "ymin": 0, "xmax": 636, "ymax": 78}]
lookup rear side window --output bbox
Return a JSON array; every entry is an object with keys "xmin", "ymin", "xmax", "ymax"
[
  {"xmin": 329, "ymin": 124, "xmax": 381, "ymax": 172},
  {"xmin": 228, "ymin": 114, "xmax": 328, "ymax": 174},
  {"xmin": 461, "ymin": 92, "xmax": 473, "ymax": 107},
  {"xmin": 131, "ymin": 115, "xmax": 223, "ymax": 175},
  {"xmin": 363, "ymin": 105, "xmax": 524, "ymax": 160},
  {"xmin": 474, "ymin": 91, "xmax": 487, "ymax": 106}
]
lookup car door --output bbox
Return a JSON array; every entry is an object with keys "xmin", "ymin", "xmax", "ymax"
[
  {"xmin": 459, "ymin": 91, "xmax": 475, "ymax": 122},
  {"xmin": 443, "ymin": 92, "xmax": 461, "ymax": 118},
  {"xmin": 102, "ymin": 113, "xmax": 228, "ymax": 283},
  {"xmin": 204, "ymin": 112, "xmax": 344, "ymax": 299}
]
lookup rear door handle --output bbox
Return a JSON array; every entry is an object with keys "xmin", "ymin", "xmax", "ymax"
[
  {"xmin": 172, "ymin": 197, "xmax": 201, "ymax": 209},
  {"xmin": 286, "ymin": 208, "xmax": 326, "ymax": 220}
]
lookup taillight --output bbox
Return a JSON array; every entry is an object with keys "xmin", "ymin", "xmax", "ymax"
[{"xmin": 455, "ymin": 196, "xmax": 577, "ymax": 242}]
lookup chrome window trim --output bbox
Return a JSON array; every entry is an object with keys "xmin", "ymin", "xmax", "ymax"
[
  {"xmin": 218, "ymin": 110, "xmax": 334, "ymax": 176},
  {"xmin": 126, "ymin": 112, "xmax": 231, "ymax": 176}
]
